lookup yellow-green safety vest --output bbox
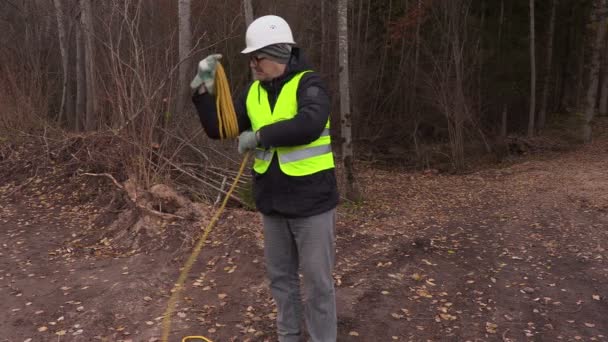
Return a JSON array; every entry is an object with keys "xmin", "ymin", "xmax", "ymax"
[{"xmin": 246, "ymin": 71, "xmax": 334, "ymax": 176}]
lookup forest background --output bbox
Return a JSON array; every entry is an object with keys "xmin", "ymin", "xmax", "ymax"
[{"xmin": 1, "ymin": 0, "xmax": 606, "ymax": 201}]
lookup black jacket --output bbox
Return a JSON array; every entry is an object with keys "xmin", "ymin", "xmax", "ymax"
[{"xmin": 192, "ymin": 48, "xmax": 339, "ymax": 217}]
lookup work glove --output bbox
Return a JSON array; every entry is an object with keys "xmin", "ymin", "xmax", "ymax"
[
  {"xmin": 190, "ymin": 54, "xmax": 222, "ymax": 94},
  {"xmin": 238, "ymin": 130, "xmax": 258, "ymax": 154}
]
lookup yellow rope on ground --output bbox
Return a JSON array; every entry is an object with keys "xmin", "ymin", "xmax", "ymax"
[{"xmin": 162, "ymin": 62, "xmax": 245, "ymax": 342}]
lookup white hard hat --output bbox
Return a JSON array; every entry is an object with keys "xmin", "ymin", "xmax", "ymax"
[{"xmin": 241, "ymin": 15, "xmax": 295, "ymax": 54}]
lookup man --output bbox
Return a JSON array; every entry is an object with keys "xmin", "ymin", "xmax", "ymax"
[{"xmin": 191, "ymin": 15, "xmax": 338, "ymax": 342}]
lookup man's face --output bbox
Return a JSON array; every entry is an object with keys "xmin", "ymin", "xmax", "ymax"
[{"xmin": 249, "ymin": 53, "xmax": 282, "ymax": 81}]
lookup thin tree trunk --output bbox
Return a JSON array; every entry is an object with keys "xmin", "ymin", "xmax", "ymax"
[
  {"xmin": 498, "ymin": 0, "xmax": 504, "ymax": 44},
  {"xmin": 576, "ymin": 47, "xmax": 587, "ymax": 111},
  {"xmin": 243, "ymin": 0, "xmax": 255, "ymax": 80},
  {"xmin": 559, "ymin": 6, "xmax": 576, "ymax": 111},
  {"xmin": 338, "ymin": 0, "xmax": 361, "ymax": 201},
  {"xmin": 75, "ymin": 20, "xmax": 85, "ymax": 132},
  {"xmin": 65, "ymin": 10, "xmax": 75, "ymax": 126},
  {"xmin": 528, "ymin": 0, "xmax": 536, "ymax": 137},
  {"xmin": 599, "ymin": 30, "xmax": 608, "ymax": 116},
  {"xmin": 321, "ymin": 0, "xmax": 326, "ymax": 74},
  {"xmin": 539, "ymin": 0, "xmax": 557, "ymax": 132},
  {"xmin": 354, "ymin": 0, "xmax": 364, "ymax": 66},
  {"xmin": 583, "ymin": 0, "xmax": 608, "ymax": 142},
  {"xmin": 177, "ymin": 0, "xmax": 192, "ymax": 115},
  {"xmin": 451, "ymin": 1, "xmax": 468, "ymax": 171},
  {"xmin": 498, "ymin": 0, "xmax": 506, "ymax": 136},
  {"xmin": 501, "ymin": 105, "xmax": 508, "ymax": 137},
  {"xmin": 410, "ymin": 0, "xmax": 421, "ymax": 115},
  {"xmin": 243, "ymin": 0, "xmax": 254, "ymax": 26},
  {"xmin": 53, "ymin": 0, "xmax": 68, "ymax": 124},
  {"xmin": 80, "ymin": 0, "xmax": 98, "ymax": 131},
  {"xmin": 477, "ymin": 0, "xmax": 485, "ymax": 117}
]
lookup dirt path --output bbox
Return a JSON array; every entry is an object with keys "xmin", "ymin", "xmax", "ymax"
[{"xmin": 1, "ymin": 140, "xmax": 607, "ymax": 342}]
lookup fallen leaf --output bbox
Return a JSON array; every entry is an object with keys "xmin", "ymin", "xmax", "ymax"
[
  {"xmin": 416, "ymin": 289, "xmax": 433, "ymax": 298},
  {"xmin": 440, "ymin": 313, "xmax": 457, "ymax": 320}
]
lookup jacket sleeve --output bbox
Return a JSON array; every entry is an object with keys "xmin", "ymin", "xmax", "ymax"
[
  {"xmin": 257, "ymin": 72, "xmax": 330, "ymax": 148},
  {"xmin": 192, "ymin": 87, "xmax": 251, "ymax": 139}
]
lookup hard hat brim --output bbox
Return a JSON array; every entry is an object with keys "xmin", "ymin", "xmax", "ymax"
[{"xmin": 241, "ymin": 46, "xmax": 258, "ymax": 54}]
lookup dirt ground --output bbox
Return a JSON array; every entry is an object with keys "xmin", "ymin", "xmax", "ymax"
[{"xmin": 1, "ymin": 136, "xmax": 607, "ymax": 342}]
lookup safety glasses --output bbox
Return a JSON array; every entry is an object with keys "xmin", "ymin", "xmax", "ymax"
[{"xmin": 250, "ymin": 54, "xmax": 267, "ymax": 64}]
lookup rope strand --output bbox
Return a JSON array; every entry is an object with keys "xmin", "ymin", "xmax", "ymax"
[{"xmin": 162, "ymin": 62, "xmax": 246, "ymax": 342}]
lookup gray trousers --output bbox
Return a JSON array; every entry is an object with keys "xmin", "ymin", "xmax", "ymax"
[{"xmin": 262, "ymin": 209, "xmax": 337, "ymax": 342}]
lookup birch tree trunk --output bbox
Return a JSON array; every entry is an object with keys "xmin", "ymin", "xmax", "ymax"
[
  {"xmin": 243, "ymin": 0, "xmax": 255, "ymax": 80},
  {"xmin": 583, "ymin": 0, "xmax": 608, "ymax": 142},
  {"xmin": 338, "ymin": 0, "xmax": 361, "ymax": 201},
  {"xmin": 177, "ymin": 0, "xmax": 192, "ymax": 115},
  {"xmin": 539, "ymin": 0, "xmax": 557, "ymax": 131},
  {"xmin": 53, "ymin": 0, "xmax": 68, "ymax": 123},
  {"xmin": 80, "ymin": 0, "xmax": 98, "ymax": 131},
  {"xmin": 528, "ymin": 0, "xmax": 536, "ymax": 137}
]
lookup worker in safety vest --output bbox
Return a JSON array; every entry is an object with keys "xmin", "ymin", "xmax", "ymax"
[{"xmin": 191, "ymin": 15, "xmax": 338, "ymax": 342}]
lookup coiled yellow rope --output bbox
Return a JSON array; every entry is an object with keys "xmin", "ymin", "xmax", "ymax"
[
  {"xmin": 162, "ymin": 62, "xmax": 247, "ymax": 342},
  {"xmin": 214, "ymin": 63, "xmax": 240, "ymax": 139}
]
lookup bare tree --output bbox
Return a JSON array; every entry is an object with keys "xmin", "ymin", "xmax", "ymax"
[
  {"xmin": 528, "ymin": 0, "xmax": 536, "ymax": 137},
  {"xmin": 53, "ymin": 0, "xmax": 68, "ymax": 123},
  {"xmin": 80, "ymin": 0, "xmax": 98, "ymax": 130},
  {"xmin": 425, "ymin": 0, "xmax": 473, "ymax": 171},
  {"xmin": 539, "ymin": 0, "xmax": 557, "ymax": 132},
  {"xmin": 177, "ymin": 0, "xmax": 192, "ymax": 115},
  {"xmin": 338, "ymin": 0, "xmax": 360, "ymax": 201},
  {"xmin": 583, "ymin": 0, "xmax": 608, "ymax": 142}
]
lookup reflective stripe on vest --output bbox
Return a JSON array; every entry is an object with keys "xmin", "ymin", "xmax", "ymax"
[{"xmin": 246, "ymin": 71, "xmax": 335, "ymax": 176}]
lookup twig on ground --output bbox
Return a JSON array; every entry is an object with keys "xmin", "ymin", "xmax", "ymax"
[{"xmin": 83, "ymin": 172, "xmax": 124, "ymax": 190}]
